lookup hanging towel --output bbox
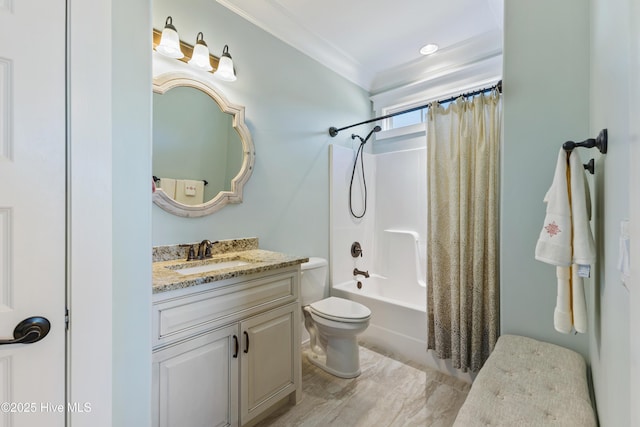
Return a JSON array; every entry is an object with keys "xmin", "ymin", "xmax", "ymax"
[
  {"xmin": 572, "ymin": 263, "xmax": 588, "ymax": 333},
  {"xmin": 535, "ymin": 150, "xmax": 572, "ymax": 265},
  {"xmin": 158, "ymin": 178, "xmax": 177, "ymax": 199},
  {"xmin": 568, "ymin": 150, "xmax": 593, "ymax": 334},
  {"xmin": 175, "ymin": 179, "xmax": 205, "ymax": 205},
  {"xmin": 554, "ymin": 264, "xmax": 589, "ymax": 333},
  {"xmin": 618, "ymin": 220, "xmax": 631, "ymax": 287},
  {"xmin": 554, "ymin": 266, "xmax": 572, "ymax": 333},
  {"xmin": 535, "ymin": 148, "xmax": 595, "ymax": 334},
  {"xmin": 568, "ymin": 150, "xmax": 595, "ymax": 265}
]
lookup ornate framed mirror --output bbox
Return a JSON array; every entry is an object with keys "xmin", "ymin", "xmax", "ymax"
[{"xmin": 152, "ymin": 72, "xmax": 255, "ymax": 217}]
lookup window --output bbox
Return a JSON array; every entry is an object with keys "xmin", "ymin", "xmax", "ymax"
[
  {"xmin": 385, "ymin": 106, "xmax": 426, "ymax": 130},
  {"xmin": 384, "ymin": 100, "xmax": 456, "ymax": 131}
]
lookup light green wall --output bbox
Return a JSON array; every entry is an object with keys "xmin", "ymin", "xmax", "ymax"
[
  {"xmin": 503, "ymin": 1, "xmax": 632, "ymax": 425},
  {"xmin": 588, "ymin": 0, "xmax": 631, "ymax": 425},
  {"xmin": 629, "ymin": 1, "xmax": 640, "ymax": 422},
  {"xmin": 151, "ymin": 0, "xmax": 371, "ymax": 259},
  {"xmin": 502, "ymin": 0, "xmax": 590, "ymax": 356},
  {"xmin": 112, "ymin": 0, "xmax": 152, "ymax": 425}
]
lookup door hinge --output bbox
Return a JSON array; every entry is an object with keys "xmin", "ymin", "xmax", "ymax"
[{"xmin": 65, "ymin": 308, "xmax": 69, "ymax": 330}]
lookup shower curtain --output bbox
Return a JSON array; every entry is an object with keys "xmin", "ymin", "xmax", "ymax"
[{"xmin": 426, "ymin": 90, "xmax": 501, "ymax": 372}]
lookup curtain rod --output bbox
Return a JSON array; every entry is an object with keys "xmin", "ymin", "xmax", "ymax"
[{"xmin": 328, "ymin": 80, "xmax": 502, "ymax": 137}]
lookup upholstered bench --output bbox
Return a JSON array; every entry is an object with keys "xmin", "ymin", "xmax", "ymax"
[{"xmin": 453, "ymin": 334, "xmax": 597, "ymax": 426}]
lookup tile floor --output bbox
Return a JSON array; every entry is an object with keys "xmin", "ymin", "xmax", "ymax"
[{"xmin": 254, "ymin": 344, "xmax": 470, "ymax": 427}]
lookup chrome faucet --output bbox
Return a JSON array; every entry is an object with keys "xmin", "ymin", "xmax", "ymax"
[{"xmin": 353, "ymin": 268, "xmax": 370, "ymax": 278}]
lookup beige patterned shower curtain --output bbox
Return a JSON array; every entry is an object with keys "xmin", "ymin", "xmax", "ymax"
[{"xmin": 426, "ymin": 90, "xmax": 501, "ymax": 372}]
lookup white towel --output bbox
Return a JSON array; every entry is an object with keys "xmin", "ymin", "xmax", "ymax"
[
  {"xmin": 536, "ymin": 148, "xmax": 595, "ymax": 334},
  {"xmin": 175, "ymin": 179, "xmax": 205, "ymax": 205},
  {"xmin": 535, "ymin": 149, "xmax": 572, "ymax": 266},
  {"xmin": 554, "ymin": 266, "xmax": 572, "ymax": 334},
  {"xmin": 158, "ymin": 178, "xmax": 177, "ymax": 199},
  {"xmin": 555, "ymin": 265, "xmax": 588, "ymax": 333},
  {"xmin": 571, "ymin": 264, "xmax": 588, "ymax": 333},
  {"xmin": 618, "ymin": 220, "xmax": 631, "ymax": 287},
  {"xmin": 567, "ymin": 150, "xmax": 594, "ymax": 333},
  {"xmin": 568, "ymin": 150, "xmax": 595, "ymax": 265}
]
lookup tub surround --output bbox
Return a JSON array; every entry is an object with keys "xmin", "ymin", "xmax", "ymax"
[{"xmin": 152, "ymin": 238, "xmax": 308, "ymax": 293}]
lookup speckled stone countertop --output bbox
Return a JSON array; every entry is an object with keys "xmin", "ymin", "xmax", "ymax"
[{"xmin": 152, "ymin": 238, "xmax": 308, "ymax": 294}]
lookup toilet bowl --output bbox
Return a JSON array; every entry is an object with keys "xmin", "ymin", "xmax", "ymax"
[{"xmin": 301, "ymin": 258, "xmax": 371, "ymax": 378}]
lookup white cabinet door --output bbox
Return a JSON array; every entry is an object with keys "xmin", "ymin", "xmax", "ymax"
[
  {"xmin": 240, "ymin": 303, "xmax": 300, "ymax": 425},
  {"xmin": 153, "ymin": 324, "xmax": 239, "ymax": 427}
]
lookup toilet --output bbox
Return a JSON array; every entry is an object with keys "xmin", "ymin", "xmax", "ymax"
[{"xmin": 301, "ymin": 257, "xmax": 371, "ymax": 378}]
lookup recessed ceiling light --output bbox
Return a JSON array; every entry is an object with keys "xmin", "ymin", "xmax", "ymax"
[{"xmin": 419, "ymin": 43, "xmax": 439, "ymax": 56}]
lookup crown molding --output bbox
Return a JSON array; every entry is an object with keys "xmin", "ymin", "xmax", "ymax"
[{"xmin": 216, "ymin": 0, "xmax": 374, "ymax": 89}]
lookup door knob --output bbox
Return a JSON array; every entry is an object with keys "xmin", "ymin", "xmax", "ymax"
[{"xmin": 0, "ymin": 317, "xmax": 51, "ymax": 345}]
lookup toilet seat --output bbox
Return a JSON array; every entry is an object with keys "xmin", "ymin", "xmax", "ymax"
[{"xmin": 309, "ymin": 296, "xmax": 371, "ymax": 323}]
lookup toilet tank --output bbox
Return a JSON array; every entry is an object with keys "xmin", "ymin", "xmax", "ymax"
[{"xmin": 300, "ymin": 257, "xmax": 328, "ymax": 306}]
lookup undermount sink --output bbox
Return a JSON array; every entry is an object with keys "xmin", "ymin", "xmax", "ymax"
[{"xmin": 172, "ymin": 259, "xmax": 251, "ymax": 276}]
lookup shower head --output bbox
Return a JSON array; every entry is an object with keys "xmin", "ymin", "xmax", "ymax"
[
  {"xmin": 352, "ymin": 125, "xmax": 381, "ymax": 145},
  {"xmin": 363, "ymin": 125, "xmax": 382, "ymax": 143}
]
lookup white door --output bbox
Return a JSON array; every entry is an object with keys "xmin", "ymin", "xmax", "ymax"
[{"xmin": 0, "ymin": 0, "xmax": 66, "ymax": 426}]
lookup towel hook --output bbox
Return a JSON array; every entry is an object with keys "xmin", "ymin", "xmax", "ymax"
[
  {"xmin": 583, "ymin": 159, "xmax": 595, "ymax": 175},
  {"xmin": 563, "ymin": 129, "xmax": 608, "ymax": 154}
]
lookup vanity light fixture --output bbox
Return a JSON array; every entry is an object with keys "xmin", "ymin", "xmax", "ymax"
[
  {"xmin": 153, "ymin": 18, "xmax": 236, "ymax": 81},
  {"xmin": 187, "ymin": 32, "xmax": 213, "ymax": 71},
  {"xmin": 156, "ymin": 16, "xmax": 184, "ymax": 59},
  {"xmin": 419, "ymin": 43, "xmax": 439, "ymax": 56},
  {"xmin": 213, "ymin": 45, "xmax": 237, "ymax": 82}
]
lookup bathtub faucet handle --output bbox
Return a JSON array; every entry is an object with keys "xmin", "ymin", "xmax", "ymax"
[
  {"xmin": 353, "ymin": 268, "xmax": 370, "ymax": 278},
  {"xmin": 351, "ymin": 242, "xmax": 363, "ymax": 258}
]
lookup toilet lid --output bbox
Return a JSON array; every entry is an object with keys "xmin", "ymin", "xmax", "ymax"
[{"xmin": 309, "ymin": 297, "xmax": 371, "ymax": 322}]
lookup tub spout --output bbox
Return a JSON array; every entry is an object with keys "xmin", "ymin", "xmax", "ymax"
[{"xmin": 353, "ymin": 268, "xmax": 370, "ymax": 278}]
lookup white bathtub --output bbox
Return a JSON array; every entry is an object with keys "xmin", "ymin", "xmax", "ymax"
[
  {"xmin": 329, "ymin": 228, "xmax": 472, "ymax": 381},
  {"xmin": 332, "ymin": 274, "xmax": 428, "ymax": 368},
  {"xmin": 334, "ymin": 274, "xmax": 426, "ymax": 311},
  {"xmin": 332, "ymin": 274, "xmax": 473, "ymax": 382}
]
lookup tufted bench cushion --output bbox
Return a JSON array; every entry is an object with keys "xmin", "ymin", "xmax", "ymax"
[{"xmin": 453, "ymin": 334, "xmax": 597, "ymax": 426}]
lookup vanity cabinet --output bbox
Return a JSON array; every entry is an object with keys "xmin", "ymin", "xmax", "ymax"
[
  {"xmin": 153, "ymin": 324, "xmax": 239, "ymax": 427},
  {"xmin": 152, "ymin": 267, "xmax": 302, "ymax": 427},
  {"xmin": 240, "ymin": 304, "xmax": 298, "ymax": 424}
]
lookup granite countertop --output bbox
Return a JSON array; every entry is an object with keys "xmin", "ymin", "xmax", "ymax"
[{"xmin": 152, "ymin": 239, "xmax": 308, "ymax": 294}]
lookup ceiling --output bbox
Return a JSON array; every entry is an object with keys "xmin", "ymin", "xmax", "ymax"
[{"xmin": 216, "ymin": 0, "xmax": 503, "ymax": 93}]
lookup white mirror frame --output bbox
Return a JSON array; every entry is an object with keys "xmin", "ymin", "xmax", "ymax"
[{"xmin": 152, "ymin": 72, "xmax": 255, "ymax": 217}]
